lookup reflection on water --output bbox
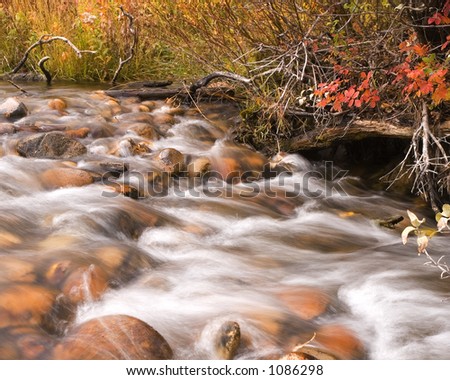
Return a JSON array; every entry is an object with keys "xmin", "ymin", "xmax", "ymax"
[{"xmin": 1, "ymin": 82, "xmax": 450, "ymax": 359}]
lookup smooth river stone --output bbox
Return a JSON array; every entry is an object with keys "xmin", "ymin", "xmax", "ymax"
[
  {"xmin": 157, "ymin": 148, "xmax": 185, "ymax": 175},
  {"xmin": 0, "ymin": 326, "xmax": 55, "ymax": 359},
  {"xmin": 277, "ymin": 286, "xmax": 330, "ymax": 320},
  {"xmin": 0, "ymin": 284, "xmax": 57, "ymax": 329},
  {"xmin": 52, "ymin": 315, "xmax": 173, "ymax": 360},
  {"xmin": 0, "ymin": 97, "xmax": 28, "ymax": 120},
  {"xmin": 314, "ymin": 324, "xmax": 365, "ymax": 359},
  {"xmin": 39, "ymin": 167, "xmax": 95, "ymax": 189},
  {"xmin": 0, "ymin": 256, "xmax": 36, "ymax": 283}
]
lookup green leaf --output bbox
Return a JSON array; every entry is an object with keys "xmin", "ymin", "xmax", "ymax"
[
  {"xmin": 402, "ymin": 226, "xmax": 416, "ymax": 244},
  {"xmin": 407, "ymin": 210, "xmax": 425, "ymax": 227}
]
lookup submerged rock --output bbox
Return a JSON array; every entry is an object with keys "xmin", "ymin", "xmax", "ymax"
[
  {"xmin": 277, "ymin": 287, "xmax": 330, "ymax": 320},
  {"xmin": 0, "ymin": 97, "xmax": 28, "ymax": 120},
  {"xmin": 0, "ymin": 123, "xmax": 16, "ymax": 134},
  {"xmin": 17, "ymin": 132, "xmax": 87, "ymax": 159},
  {"xmin": 0, "ymin": 257, "xmax": 36, "ymax": 283},
  {"xmin": 314, "ymin": 324, "xmax": 365, "ymax": 359},
  {"xmin": 0, "ymin": 326, "xmax": 55, "ymax": 359},
  {"xmin": 280, "ymin": 346, "xmax": 338, "ymax": 360},
  {"xmin": 52, "ymin": 315, "xmax": 173, "ymax": 359},
  {"xmin": 0, "ymin": 284, "xmax": 57, "ymax": 329}
]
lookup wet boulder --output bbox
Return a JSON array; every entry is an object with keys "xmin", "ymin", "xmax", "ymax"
[
  {"xmin": 215, "ymin": 321, "xmax": 241, "ymax": 360},
  {"xmin": 65, "ymin": 127, "xmax": 90, "ymax": 139},
  {"xmin": 314, "ymin": 324, "xmax": 365, "ymax": 359},
  {"xmin": 52, "ymin": 315, "xmax": 173, "ymax": 359},
  {"xmin": 0, "ymin": 257, "xmax": 36, "ymax": 283},
  {"xmin": 157, "ymin": 148, "xmax": 185, "ymax": 175},
  {"xmin": 0, "ymin": 122, "xmax": 16, "ymax": 134},
  {"xmin": 187, "ymin": 157, "xmax": 211, "ymax": 177},
  {"xmin": 127, "ymin": 123, "xmax": 160, "ymax": 140},
  {"xmin": 48, "ymin": 98, "xmax": 67, "ymax": 112},
  {"xmin": 61, "ymin": 264, "xmax": 109, "ymax": 304},
  {"xmin": 39, "ymin": 167, "xmax": 95, "ymax": 189},
  {"xmin": 17, "ymin": 132, "xmax": 87, "ymax": 159},
  {"xmin": 277, "ymin": 287, "xmax": 330, "ymax": 320},
  {"xmin": 0, "ymin": 97, "xmax": 28, "ymax": 120}
]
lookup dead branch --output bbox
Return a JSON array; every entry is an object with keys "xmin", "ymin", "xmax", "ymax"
[
  {"xmin": 10, "ymin": 35, "xmax": 96, "ymax": 74},
  {"xmin": 38, "ymin": 56, "xmax": 52, "ymax": 85},
  {"xmin": 189, "ymin": 71, "xmax": 251, "ymax": 97},
  {"xmin": 7, "ymin": 80, "xmax": 27, "ymax": 94},
  {"xmin": 111, "ymin": 6, "xmax": 137, "ymax": 84}
]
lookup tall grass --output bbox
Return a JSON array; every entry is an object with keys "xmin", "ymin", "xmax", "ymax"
[{"xmin": 0, "ymin": 0, "xmax": 204, "ymax": 81}]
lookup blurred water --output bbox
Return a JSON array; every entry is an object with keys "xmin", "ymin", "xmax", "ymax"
[{"xmin": 1, "ymin": 81, "xmax": 450, "ymax": 359}]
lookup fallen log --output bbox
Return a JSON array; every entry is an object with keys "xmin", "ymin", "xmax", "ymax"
[
  {"xmin": 105, "ymin": 71, "xmax": 249, "ymax": 101},
  {"xmin": 105, "ymin": 87, "xmax": 182, "ymax": 100},
  {"xmin": 286, "ymin": 119, "xmax": 450, "ymax": 151}
]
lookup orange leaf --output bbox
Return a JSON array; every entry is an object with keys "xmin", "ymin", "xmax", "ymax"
[
  {"xmin": 413, "ymin": 44, "xmax": 429, "ymax": 57},
  {"xmin": 432, "ymin": 84, "xmax": 448, "ymax": 104}
]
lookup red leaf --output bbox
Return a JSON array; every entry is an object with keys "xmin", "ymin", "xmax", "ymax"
[
  {"xmin": 442, "ymin": 35, "xmax": 450, "ymax": 50},
  {"xmin": 444, "ymin": 0, "xmax": 450, "ymax": 17},
  {"xmin": 419, "ymin": 81, "xmax": 434, "ymax": 95},
  {"xmin": 428, "ymin": 12, "xmax": 442, "ymax": 25}
]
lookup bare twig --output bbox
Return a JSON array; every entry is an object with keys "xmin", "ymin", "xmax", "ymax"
[
  {"xmin": 111, "ymin": 5, "xmax": 137, "ymax": 84},
  {"xmin": 10, "ymin": 35, "xmax": 96, "ymax": 74},
  {"xmin": 7, "ymin": 80, "xmax": 27, "ymax": 94}
]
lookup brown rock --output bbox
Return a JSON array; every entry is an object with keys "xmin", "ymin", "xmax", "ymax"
[
  {"xmin": 0, "ymin": 257, "xmax": 36, "ymax": 283},
  {"xmin": 0, "ymin": 97, "xmax": 28, "ymax": 120},
  {"xmin": 153, "ymin": 113, "xmax": 175, "ymax": 125},
  {"xmin": 61, "ymin": 264, "xmax": 109, "ymax": 304},
  {"xmin": 315, "ymin": 324, "xmax": 365, "ymax": 359},
  {"xmin": 280, "ymin": 346, "xmax": 338, "ymax": 360},
  {"xmin": 157, "ymin": 148, "xmax": 184, "ymax": 174},
  {"xmin": 44, "ymin": 260, "xmax": 74, "ymax": 287},
  {"xmin": 48, "ymin": 98, "xmax": 67, "ymax": 112},
  {"xmin": 0, "ymin": 122, "xmax": 15, "ymax": 134},
  {"xmin": 210, "ymin": 144, "xmax": 268, "ymax": 183},
  {"xmin": 0, "ymin": 284, "xmax": 57, "ymax": 329},
  {"xmin": 0, "ymin": 326, "xmax": 55, "ymax": 359},
  {"xmin": 65, "ymin": 127, "xmax": 90, "ymax": 139},
  {"xmin": 40, "ymin": 167, "xmax": 94, "ymax": 189},
  {"xmin": 127, "ymin": 124, "xmax": 159, "ymax": 140},
  {"xmin": 277, "ymin": 287, "xmax": 330, "ymax": 320},
  {"xmin": 215, "ymin": 321, "xmax": 241, "ymax": 360},
  {"xmin": 17, "ymin": 132, "xmax": 87, "ymax": 159},
  {"xmin": 52, "ymin": 315, "xmax": 173, "ymax": 359},
  {"xmin": 188, "ymin": 157, "xmax": 211, "ymax": 177}
]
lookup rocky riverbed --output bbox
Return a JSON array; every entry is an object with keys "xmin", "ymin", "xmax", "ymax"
[{"xmin": 1, "ymin": 82, "xmax": 450, "ymax": 360}]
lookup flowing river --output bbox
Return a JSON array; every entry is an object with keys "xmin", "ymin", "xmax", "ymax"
[{"xmin": 1, "ymin": 82, "xmax": 449, "ymax": 360}]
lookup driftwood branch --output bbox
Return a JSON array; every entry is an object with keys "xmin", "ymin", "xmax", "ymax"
[
  {"xmin": 111, "ymin": 6, "xmax": 137, "ymax": 84},
  {"xmin": 189, "ymin": 71, "xmax": 251, "ymax": 97},
  {"xmin": 10, "ymin": 35, "xmax": 96, "ymax": 74},
  {"xmin": 7, "ymin": 80, "xmax": 27, "ymax": 94},
  {"xmin": 105, "ymin": 71, "xmax": 250, "ymax": 101},
  {"xmin": 38, "ymin": 56, "xmax": 52, "ymax": 85}
]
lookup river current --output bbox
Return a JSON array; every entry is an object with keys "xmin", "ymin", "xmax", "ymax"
[{"xmin": 1, "ymin": 82, "xmax": 449, "ymax": 360}]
